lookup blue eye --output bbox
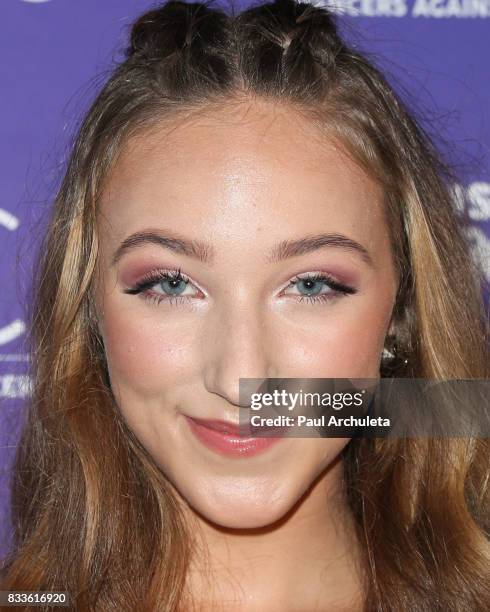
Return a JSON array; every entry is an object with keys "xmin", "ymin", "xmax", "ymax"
[
  {"xmin": 124, "ymin": 268, "xmax": 200, "ymax": 305},
  {"xmin": 284, "ymin": 273, "xmax": 356, "ymax": 304},
  {"xmin": 296, "ymin": 278, "xmax": 328, "ymax": 296},
  {"xmin": 155, "ymin": 276, "xmax": 189, "ymax": 296}
]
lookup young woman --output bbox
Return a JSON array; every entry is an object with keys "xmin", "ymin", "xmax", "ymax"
[{"xmin": 1, "ymin": 0, "xmax": 489, "ymax": 610}]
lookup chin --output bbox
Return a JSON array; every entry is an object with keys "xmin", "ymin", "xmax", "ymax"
[
  {"xmin": 176, "ymin": 474, "xmax": 306, "ymax": 530},
  {"xmin": 199, "ymin": 501, "xmax": 291, "ymax": 530}
]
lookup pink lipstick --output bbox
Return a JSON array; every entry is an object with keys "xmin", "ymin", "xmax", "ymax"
[{"xmin": 184, "ymin": 416, "xmax": 284, "ymax": 458}]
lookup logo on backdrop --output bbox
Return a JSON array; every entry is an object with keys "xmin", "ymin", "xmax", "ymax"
[
  {"xmin": 324, "ymin": 0, "xmax": 490, "ymax": 18},
  {"xmin": 0, "ymin": 208, "xmax": 25, "ymax": 349},
  {"xmin": 0, "ymin": 208, "xmax": 27, "ymax": 399},
  {"xmin": 453, "ymin": 182, "xmax": 490, "ymax": 282}
]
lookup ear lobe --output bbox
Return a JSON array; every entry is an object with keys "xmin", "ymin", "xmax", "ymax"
[
  {"xmin": 388, "ymin": 320, "xmax": 396, "ymax": 336},
  {"xmin": 386, "ymin": 314, "xmax": 396, "ymax": 337}
]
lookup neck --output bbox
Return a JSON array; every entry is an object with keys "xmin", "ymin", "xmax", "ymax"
[{"xmin": 181, "ymin": 456, "xmax": 365, "ymax": 611}]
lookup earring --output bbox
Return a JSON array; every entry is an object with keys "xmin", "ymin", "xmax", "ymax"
[
  {"xmin": 381, "ymin": 335, "xmax": 409, "ymax": 369},
  {"xmin": 381, "ymin": 345, "xmax": 396, "ymax": 360}
]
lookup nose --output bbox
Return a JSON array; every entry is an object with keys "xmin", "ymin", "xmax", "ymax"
[{"xmin": 202, "ymin": 301, "xmax": 278, "ymax": 407}]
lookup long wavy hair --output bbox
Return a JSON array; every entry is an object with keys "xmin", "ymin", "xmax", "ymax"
[{"xmin": 1, "ymin": 0, "xmax": 489, "ymax": 609}]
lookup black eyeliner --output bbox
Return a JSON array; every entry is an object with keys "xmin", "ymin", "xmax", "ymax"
[
  {"xmin": 290, "ymin": 273, "xmax": 357, "ymax": 295},
  {"xmin": 123, "ymin": 268, "xmax": 188, "ymax": 295}
]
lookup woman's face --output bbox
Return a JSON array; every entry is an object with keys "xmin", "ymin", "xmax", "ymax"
[{"xmin": 94, "ymin": 99, "xmax": 398, "ymax": 528}]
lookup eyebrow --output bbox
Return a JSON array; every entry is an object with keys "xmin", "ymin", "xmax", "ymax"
[
  {"xmin": 111, "ymin": 230, "xmax": 213, "ymax": 266},
  {"xmin": 111, "ymin": 229, "xmax": 374, "ymax": 267},
  {"xmin": 269, "ymin": 233, "xmax": 374, "ymax": 266}
]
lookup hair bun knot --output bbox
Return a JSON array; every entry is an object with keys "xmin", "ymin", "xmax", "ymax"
[{"xmin": 127, "ymin": 1, "xmax": 199, "ymax": 60}]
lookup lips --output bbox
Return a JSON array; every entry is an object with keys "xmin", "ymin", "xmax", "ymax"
[
  {"xmin": 184, "ymin": 415, "xmax": 284, "ymax": 458},
  {"xmin": 189, "ymin": 417, "xmax": 241, "ymax": 435}
]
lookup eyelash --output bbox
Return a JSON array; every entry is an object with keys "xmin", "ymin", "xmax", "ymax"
[
  {"xmin": 124, "ymin": 268, "xmax": 195, "ymax": 307},
  {"xmin": 123, "ymin": 268, "xmax": 357, "ymax": 307},
  {"xmin": 289, "ymin": 273, "xmax": 357, "ymax": 304}
]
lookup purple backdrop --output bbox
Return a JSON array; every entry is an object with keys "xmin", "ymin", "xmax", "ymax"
[{"xmin": 1, "ymin": 0, "xmax": 489, "ymax": 555}]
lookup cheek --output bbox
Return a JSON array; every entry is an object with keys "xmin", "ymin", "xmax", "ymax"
[
  {"xmin": 278, "ymin": 297, "xmax": 392, "ymax": 377},
  {"xmin": 326, "ymin": 313, "xmax": 387, "ymax": 376},
  {"xmin": 100, "ymin": 301, "xmax": 197, "ymax": 395}
]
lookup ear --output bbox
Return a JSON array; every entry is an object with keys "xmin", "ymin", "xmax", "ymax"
[{"xmin": 385, "ymin": 309, "xmax": 397, "ymax": 337}]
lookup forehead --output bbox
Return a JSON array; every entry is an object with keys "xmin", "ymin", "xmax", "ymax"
[{"xmin": 98, "ymin": 99, "xmax": 388, "ymax": 257}]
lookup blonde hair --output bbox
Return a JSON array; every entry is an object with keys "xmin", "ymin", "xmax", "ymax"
[{"xmin": 2, "ymin": 1, "xmax": 489, "ymax": 609}]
